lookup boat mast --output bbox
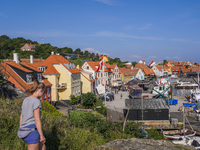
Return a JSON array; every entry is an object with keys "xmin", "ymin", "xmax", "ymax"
[{"xmin": 183, "ymin": 107, "xmax": 185, "ymax": 137}]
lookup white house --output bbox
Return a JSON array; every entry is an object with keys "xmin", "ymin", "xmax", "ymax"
[
  {"xmin": 131, "ymin": 69, "xmax": 145, "ymax": 80},
  {"xmin": 152, "ymin": 65, "xmax": 165, "ymax": 77}
]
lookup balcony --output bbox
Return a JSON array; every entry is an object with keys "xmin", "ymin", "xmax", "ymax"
[{"xmin": 56, "ymin": 83, "xmax": 67, "ymax": 89}]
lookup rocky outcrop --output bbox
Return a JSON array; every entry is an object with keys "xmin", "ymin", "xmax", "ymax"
[
  {"xmin": 94, "ymin": 138, "xmax": 195, "ymax": 150},
  {"xmin": 0, "ymin": 80, "xmax": 27, "ymax": 99}
]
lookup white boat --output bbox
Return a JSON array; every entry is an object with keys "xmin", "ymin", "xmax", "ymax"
[
  {"xmin": 191, "ymin": 89, "xmax": 200, "ymax": 101},
  {"xmin": 172, "ymin": 136, "xmax": 200, "ymax": 149},
  {"xmin": 163, "ymin": 107, "xmax": 196, "ymax": 140},
  {"xmin": 176, "ymin": 81, "xmax": 198, "ymax": 89}
]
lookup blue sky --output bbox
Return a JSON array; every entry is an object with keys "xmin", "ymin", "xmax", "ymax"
[{"xmin": 0, "ymin": 0, "xmax": 200, "ymax": 64}]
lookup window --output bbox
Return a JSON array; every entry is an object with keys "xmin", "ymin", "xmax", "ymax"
[
  {"xmin": 26, "ymin": 74, "xmax": 32, "ymax": 84},
  {"xmin": 47, "ymin": 88, "xmax": 50, "ymax": 97},
  {"xmin": 37, "ymin": 73, "xmax": 42, "ymax": 82}
]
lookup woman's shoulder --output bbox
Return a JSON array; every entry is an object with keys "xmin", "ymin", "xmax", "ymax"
[{"xmin": 23, "ymin": 97, "xmax": 40, "ymax": 103}]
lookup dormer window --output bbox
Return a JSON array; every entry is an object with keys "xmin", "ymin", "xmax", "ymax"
[
  {"xmin": 37, "ymin": 73, "xmax": 42, "ymax": 82},
  {"xmin": 26, "ymin": 74, "xmax": 32, "ymax": 84},
  {"xmin": 38, "ymin": 67, "xmax": 46, "ymax": 72}
]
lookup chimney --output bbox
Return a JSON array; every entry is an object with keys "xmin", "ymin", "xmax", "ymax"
[
  {"xmin": 51, "ymin": 51, "xmax": 54, "ymax": 55},
  {"xmin": 13, "ymin": 53, "xmax": 19, "ymax": 63},
  {"xmin": 30, "ymin": 55, "xmax": 33, "ymax": 64}
]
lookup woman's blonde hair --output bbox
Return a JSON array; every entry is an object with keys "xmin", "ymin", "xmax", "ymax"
[{"xmin": 27, "ymin": 80, "xmax": 45, "ymax": 95}]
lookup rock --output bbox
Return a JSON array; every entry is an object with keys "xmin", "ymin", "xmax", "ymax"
[
  {"xmin": 0, "ymin": 80, "xmax": 27, "ymax": 99},
  {"xmin": 94, "ymin": 138, "xmax": 196, "ymax": 150}
]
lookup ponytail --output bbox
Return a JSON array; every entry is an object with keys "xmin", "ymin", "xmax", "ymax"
[{"xmin": 27, "ymin": 79, "xmax": 45, "ymax": 95}]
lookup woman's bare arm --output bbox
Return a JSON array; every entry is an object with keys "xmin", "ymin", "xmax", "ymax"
[
  {"xmin": 34, "ymin": 108, "xmax": 46, "ymax": 143},
  {"xmin": 19, "ymin": 112, "xmax": 22, "ymax": 126}
]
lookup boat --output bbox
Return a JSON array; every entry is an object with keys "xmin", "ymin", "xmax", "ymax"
[
  {"xmin": 175, "ymin": 81, "xmax": 198, "ymax": 89},
  {"xmin": 172, "ymin": 136, "xmax": 200, "ymax": 149},
  {"xmin": 163, "ymin": 107, "xmax": 196, "ymax": 140},
  {"xmin": 191, "ymin": 88, "xmax": 200, "ymax": 101},
  {"xmin": 163, "ymin": 129, "xmax": 196, "ymax": 140}
]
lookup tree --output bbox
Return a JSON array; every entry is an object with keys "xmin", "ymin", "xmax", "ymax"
[
  {"xmin": 163, "ymin": 60, "xmax": 168, "ymax": 65},
  {"xmin": 82, "ymin": 92, "xmax": 97, "ymax": 108},
  {"xmin": 72, "ymin": 59, "xmax": 84, "ymax": 66},
  {"xmin": 74, "ymin": 48, "xmax": 81, "ymax": 54},
  {"xmin": 132, "ymin": 61, "xmax": 137, "ymax": 67}
]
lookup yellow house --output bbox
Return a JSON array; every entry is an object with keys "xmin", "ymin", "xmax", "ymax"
[
  {"xmin": 99, "ymin": 55, "xmax": 109, "ymax": 63},
  {"xmin": 33, "ymin": 54, "xmax": 81, "ymax": 101},
  {"xmin": 119, "ymin": 68, "xmax": 132, "ymax": 83},
  {"xmin": 79, "ymin": 69, "xmax": 95, "ymax": 94}
]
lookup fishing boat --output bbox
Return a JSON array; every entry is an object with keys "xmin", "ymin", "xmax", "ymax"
[
  {"xmin": 163, "ymin": 107, "xmax": 196, "ymax": 140},
  {"xmin": 163, "ymin": 129, "xmax": 196, "ymax": 140},
  {"xmin": 175, "ymin": 81, "xmax": 198, "ymax": 89},
  {"xmin": 172, "ymin": 136, "xmax": 200, "ymax": 149}
]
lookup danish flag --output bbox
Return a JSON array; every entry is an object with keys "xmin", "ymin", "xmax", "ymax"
[{"xmin": 97, "ymin": 56, "xmax": 104, "ymax": 72}]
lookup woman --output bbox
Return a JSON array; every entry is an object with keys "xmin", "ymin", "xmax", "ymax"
[{"xmin": 19, "ymin": 80, "xmax": 46, "ymax": 150}]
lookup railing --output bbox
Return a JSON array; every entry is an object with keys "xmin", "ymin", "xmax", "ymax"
[{"xmin": 56, "ymin": 83, "xmax": 67, "ymax": 89}]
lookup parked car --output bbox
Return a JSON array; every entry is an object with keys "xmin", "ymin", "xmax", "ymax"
[{"xmin": 98, "ymin": 94, "xmax": 111, "ymax": 101}]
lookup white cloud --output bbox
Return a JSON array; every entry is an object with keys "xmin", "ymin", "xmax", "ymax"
[
  {"xmin": 170, "ymin": 38, "xmax": 200, "ymax": 44},
  {"xmin": 93, "ymin": 0, "xmax": 115, "ymax": 5},
  {"xmin": 173, "ymin": 56, "xmax": 180, "ymax": 59},
  {"xmin": 81, "ymin": 48, "xmax": 101, "ymax": 54},
  {"xmin": 130, "ymin": 55, "xmax": 141, "ymax": 59},
  {"xmin": 82, "ymin": 48, "xmax": 110, "ymax": 56},
  {"xmin": 148, "ymin": 56, "xmax": 157, "ymax": 59},
  {"xmin": 94, "ymin": 31, "xmax": 163, "ymax": 41},
  {"xmin": 138, "ymin": 24, "xmax": 152, "ymax": 30}
]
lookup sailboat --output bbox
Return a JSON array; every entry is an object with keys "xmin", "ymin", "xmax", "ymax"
[{"xmin": 163, "ymin": 107, "xmax": 196, "ymax": 140}]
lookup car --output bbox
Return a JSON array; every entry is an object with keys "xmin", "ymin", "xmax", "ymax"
[{"xmin": 98, "ymin": 94, "xmax": 111, "ymax": 101}]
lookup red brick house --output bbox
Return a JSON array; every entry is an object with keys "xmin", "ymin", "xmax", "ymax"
[{"xmin": 21, "ymin": 43, "xmax": 36, "ymax": 51}]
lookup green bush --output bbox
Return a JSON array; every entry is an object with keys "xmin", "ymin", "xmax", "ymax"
[
  {"xmin": 82, "ymin": 92, "xmax": 97, "ymax": 108},
  {"xmin": 124, "ymin": 121, "xmax": 145, "ymax": 138},
  {"xmin": 70, "ymin": 111, "xmax": 102, "ymax": 129},
  {"xmin": 148, "ymin": 128, "xmax": 165, "ymax": 140},
  {"xmin": 70, "ymin": 95, "xmax": 80, "ymax": 105}
]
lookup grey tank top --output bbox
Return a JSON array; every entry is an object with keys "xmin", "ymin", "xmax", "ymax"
[{"xmin": 20, "ymin": 97, "xmax": 41, "ymax": 128}]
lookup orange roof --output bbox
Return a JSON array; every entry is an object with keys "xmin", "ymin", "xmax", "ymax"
[
  {"xmin": 119, "ymin": 68, "xmax": 139, "ymax": 76},
  {"xmin": 143, "ymin": 68, "xmax": 155, "ymax": 75},
  {"xmin": 148, "ymin": 61, "xmax": 155, "ymax": 66},
  {"xmin": 171, "ymin": 66, "xmax": 185, "ymax": 70},
  {"xmin": 0, "ymin": 62, "xmax": 51, "ymax": 92},
  {"xmin": 188, "ymin": 61, "xmax": 194, "ymax": 65},
  {"xmin": 154, "ymin": 65, "xmax": 164, "ymax": 71},
  {"xmin": 174, "ymin": 62, "xmax": 187, "ymax": 66},
  {"xmin": 20, "ymin": 62, "xmax": 43, "ymax": 73},
  {"xmin": 6, "ymin": 61, "xmax": 33, "ymax": 73},
  {"xmin": 35, "ymin": 55, "xmax": 80, "ymax": 74},
  {"xmin": 87, "ymin": 61, "xmax": 108, "ymax": 72},
  {"xmin": 135, "ymin": 63, "xmax": 149, "ymax": 70},
  {"xmin": 191, "ymin": 67, "xmax": 200, "ymax": 72}
]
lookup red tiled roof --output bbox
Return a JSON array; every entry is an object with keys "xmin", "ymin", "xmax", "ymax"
[
  {"xmin": 135, "ymin": 63, "xmax": 149, "ymax": 70},
  {"xmin": 6, "ymin": 61, "xmax": 33, "ymax": 73},
  {"xmin": 143, "ymin": 68, "xmax": 155, "ymax": 75},
  {"xmin": 155, "ymin": 65, "xmax": 163, "ymax": 71},
  {"xmin": 119, "ymin": 68, "xmax": 139, "ymax": 76},
  {"xmin": 0, "ymin": 62, "xmax": 51, "ymax": 92},
  {"xmin": 20, "ymin": 62, "xmax": 43, "ymax": 73},
  {"xmin": 35, "ymin": 55, "xmax": 80, "ymax": 74},
  {"xmin": 87, "ymin": 61, "xmax": 108, "ymax": 72}
]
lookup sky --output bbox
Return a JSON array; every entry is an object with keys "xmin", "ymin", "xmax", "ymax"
[{"xmin": 0, "ymin": 0, "xmax": 200, "ymax": 64}]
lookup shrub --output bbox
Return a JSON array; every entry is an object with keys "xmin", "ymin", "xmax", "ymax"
[
  {"xmin": 82, "ymin": 92, "xmax": 97, "ymax": 108},
  {"xmin": 70, "ymin": 95, "xmax": 80, "ymax": 105},
  {"xmin": 124, "ymin": 121, "xmax": 145, "ymax": 138},
  {"xmin": 148, "ymin": 128, "xmax": 165, "ymax": 140}
]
